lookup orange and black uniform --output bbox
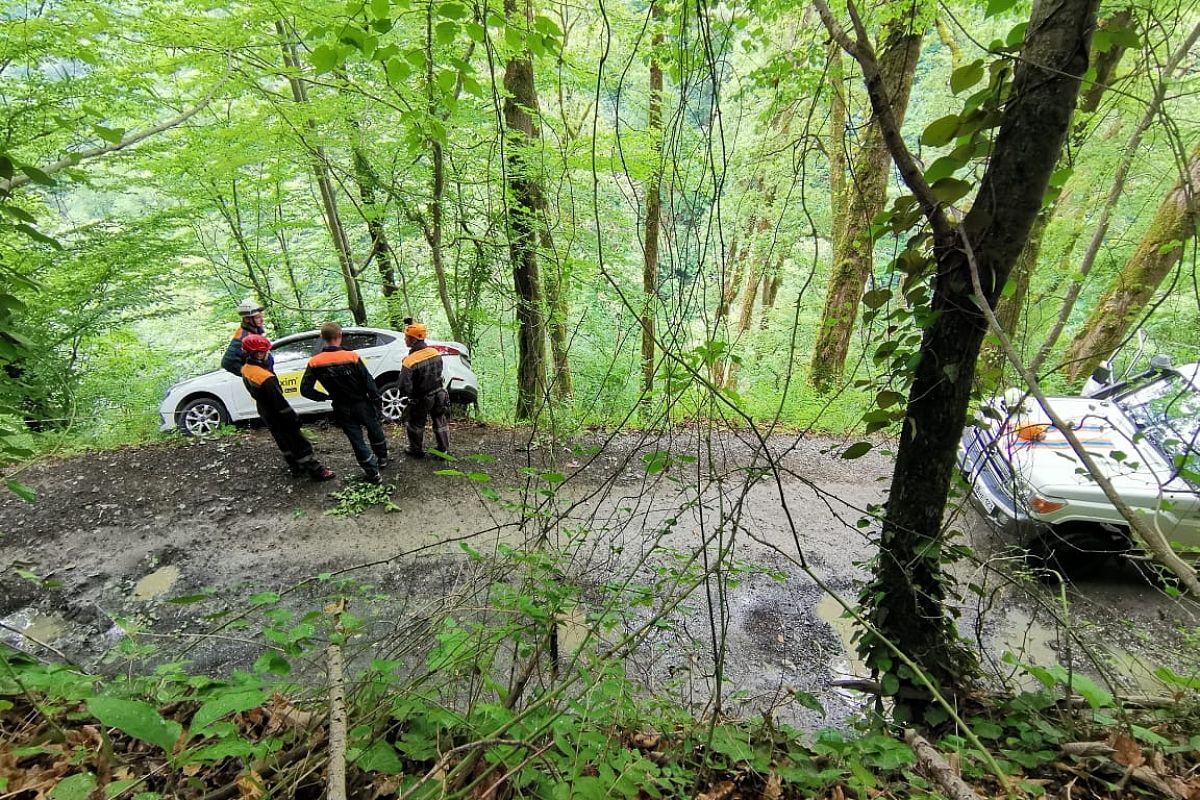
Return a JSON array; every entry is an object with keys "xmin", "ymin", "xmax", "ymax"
[
  {"xmin": 300, "ymin": 345, "xmax": 388, "ymax": 477},
  {"xmin": 397, "ymin": 339, "xmax": 450, "ymax": 456},
  {"xmin": 240, "ymin": 362, "xmax": 326, "ymax": 477},
  {"xmin": 223, "ymin": 322, "xmax": 270, "ymax": 375}
]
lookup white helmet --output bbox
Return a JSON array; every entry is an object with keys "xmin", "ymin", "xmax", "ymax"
[{"xmin": 236, "ymin": 298, "xmax": 264, "ymax": 316}]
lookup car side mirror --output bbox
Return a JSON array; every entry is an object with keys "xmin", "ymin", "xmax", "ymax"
[
  {"xmin": 1090, "ymin": 365, "xmax": 1112, "ymax": 384},
  {"xmin": 1151, "ymin": 354, "xmax": 1173, "ymax": 370}
]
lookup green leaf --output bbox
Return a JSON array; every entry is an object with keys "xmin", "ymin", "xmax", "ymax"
[
  {"xmin": 842, "ymin": 442, "xmax": 872, "ymax": 460},
  {"xmin": 370, "ymin": 0, "xmax": 388, "ymax": 18},
  {"xmin": 5, "ymin": 480, "xmax": 35, "ymax": 503},
  {"xmin": 93, "ymin": 124, "xmax": 125, "ymax": 145},
  {"xmin": 923, "ymin": 155, "xmax": 965, "ymax": 184},
  {"xmin": 248, "ymin": 591, "xmax": 279, "ymax": 606},
  {"xmin": 932, "ymin": 177, "xmax": 972, "ymax": 205},
  {"xmin": 51, "ymin": 773, "xmax": 97, "ymax": 800},
  {"xmin": 385, "ymin": 57, "xmax": 410, "ymax": 84},
  {"xmin": 87, "ymin": 698, "xmax": 182, "ymax": 753},
  {"xmin": 310, "ymin": 44, "xmax": 339, "ymax": 74},
  {"xmin": 105, "ymin": 779, "xmax": 140, "ymax": 798},
  {"xmin": 881, "ymin": 673, "xmax": 900, "ymax": 695},
  {"xmin": 862, "ymin": 288, "xmax": 891, "ymax": 309},
  {"xmin": 465, "ymin": 22, "xmax": 486, "ymax": 42},
  {"xmin": 190, "ymin": 689, "xmax": 266, "ymax": 733},
  {"xmin": 437, "ymin": 1, "xmax": 468, "ymax": 19},
  {"xmin": 356, "ymin": 740, "xmax": 404, "ymax": 774},
  {"xmin": 253, "ymin": 652, "xmax": 291, "ymax": 675},
  {"xmin": 434, "ymin": 468, "xmax": 466, "ymax": 477},
  {"xmin": 950, "ymin": 60, "xmax": 985, "ymax": 94},
  {"xmin": 435, "ymin": 21, "xmax": 458, "ymax": 45},
  {"xmin": 986, "ymin": 0, "xmax": 1019, "ymax": 16},
  {"xmin": 15, "ymin": 223, "xmax": 62, "ymax": 249},
  {"xmin": 875, "ymin": 390, "xmax": 904, "ymax": 409},
  {"xmin": 642, "ymin": 451, "xmax": 670, "ymax": 474},
  {"xmin": 17, "ymin": 162, "xmax": 54, "ymax": 186},
  {"xmin": 1153, "ymin": 666, "xmax": 1200, "ymax": 690},
  {"xmin": 920, "ymin": 115, "xmax": 960, "ymax": 148},
  {"xmin": 437, "ymin": 68, "xmax": 457, "ymax": 93}
]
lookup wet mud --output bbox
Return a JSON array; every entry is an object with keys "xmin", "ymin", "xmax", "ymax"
[{"xmin": 1, "ymin": 423, "xmax": 1195, "ymax": 727}]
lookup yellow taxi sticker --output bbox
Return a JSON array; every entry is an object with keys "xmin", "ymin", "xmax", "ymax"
[{"xmin": 277, "ymin": 357, "xmax": 366, "ymax": 398}]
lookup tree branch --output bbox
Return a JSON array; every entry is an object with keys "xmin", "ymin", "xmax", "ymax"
[
  {"xmin": 812, "ymin": 0, "xmax": 955, "ymax": 245},
  {"xmin": 1, "ymin": 75, "xmax": 228, "ymax": 193}
]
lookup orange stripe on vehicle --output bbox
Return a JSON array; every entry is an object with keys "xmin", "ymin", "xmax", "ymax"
[
  {"xmin": 403, "ymin": 347, "xmax": 441, "ymax": 368},
  {"xmin": 241, "ymin": 364, "xmax": 274, "ymax": 387},
  {"xmin": 308, "ymin": 349, "xmax": 360, "ymax": 367}
]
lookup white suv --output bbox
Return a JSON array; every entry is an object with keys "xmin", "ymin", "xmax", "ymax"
[
  {"xmin": 160, "ymin": 327, "xmax": 479, "ymax": 436},
  {"xmin": 958, "ymin": 358, "xmax": 1200, "ymax": 576}
]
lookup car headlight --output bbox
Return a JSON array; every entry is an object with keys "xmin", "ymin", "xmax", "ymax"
[{"xmin": 1029, "ymin": 494, "xmax": 1067, "ymax": 514}]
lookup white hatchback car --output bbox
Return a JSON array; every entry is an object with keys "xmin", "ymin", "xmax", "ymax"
[
  {"xmin": 160, "ymin": 327, "xmax": 479, "ymax": 436},
  {"xmin": 958, "ymin": 357, "xmax": 1200, "ymax": 576}
]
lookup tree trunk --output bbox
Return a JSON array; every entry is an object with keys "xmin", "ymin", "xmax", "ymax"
[
  {"xmin": 641, "ymin": 0, "xmax": 664, "ymax": 400},
  {"xmin": 503, "ymin": 0, "xmax": 548, "ymax": 421},
  {"xmin": 828, "ymin": 43, "xmax": 848, "ymax": 253},
  {"xmin": 541, "ymin": 230, "xmax": 574, "ymax": 401},
  {"xmin": 350, "ymin": 140, "xmax": 406, "ymax": 329},
  {"xmin": 760, "ymin": 258, "xmax": 784, "ymax": 329},
  {"xmin": 864, "ymin": 0, "xmax": 1099, "ymax": 696},
  {"xmin": 423, "ymin": 3, "xmax": 462, "ymax": 343},
  {"xmin": 980, "ymin": 8, "xmax": 1132, "ymax": 372},
  {"xmin": 275, "ymin": 21, "xmax": 365, "ymax": 324},
  {"xmin": 1063, "ymin": 144, "xmax": 1200, "ymax": 382},
  {"xmin": 810, "ymin": 22, "xmax": 924, "ymax": 392}
]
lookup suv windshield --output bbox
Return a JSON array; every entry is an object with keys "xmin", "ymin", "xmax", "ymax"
[{"xmin": 1118, "ymin": 372, "xmax": 1200, "ymax": 487}]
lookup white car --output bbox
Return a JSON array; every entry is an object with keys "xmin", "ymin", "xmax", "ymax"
[
  {"xmin": 958, "ymin": 357, "xmax": 1200, "ymax": 576},
  {"xmin": 160, "ymin": 327, "xmax": 479, "ymax": 436}
]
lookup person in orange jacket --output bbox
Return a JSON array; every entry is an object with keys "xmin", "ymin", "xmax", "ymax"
[{"xmin": 240, "ymin": 334, "xmax": 334, "ymax": 481}]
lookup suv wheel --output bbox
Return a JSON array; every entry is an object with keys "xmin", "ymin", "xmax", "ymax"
[
  {"xmin": 1027, "ymin": 524, "xmax": 1123, "ymax": 581},
  {"xmin": 177, "ymin": 396, "xmax": 230, "ymax": 437},
  {"xmin": 379, "ymin": 381, "xmax": 406, "ymax": 423}
]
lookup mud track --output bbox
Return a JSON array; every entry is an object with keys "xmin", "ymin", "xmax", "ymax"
[{"xmin": 1, "ymin": 422, "xmax": 1194, "ymax": 728}]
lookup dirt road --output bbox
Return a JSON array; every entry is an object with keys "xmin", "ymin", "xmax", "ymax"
[{"xmin": 1, "ymin": 423, "xmax": 1194, "ymax": 728}]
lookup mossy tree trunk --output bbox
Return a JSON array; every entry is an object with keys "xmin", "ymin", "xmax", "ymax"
[
  {"xmin": 503, "ymin": 0, "xmax": 548, "ymax": 420},
  {"xmin": 641, "ymin": 0, "xmax": 664, "ymax": 400},
  {"xmin": 809, "ymin": 21, "xmax": 924, "ymax": 392},
  {"xmin": 1063, "ymin": 143, "xmax": 1200, "ymax": 383}
]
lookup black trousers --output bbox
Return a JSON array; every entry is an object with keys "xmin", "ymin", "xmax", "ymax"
[
  {"xmin": 335, "ymin": 403, "xmax": 388, "ymax": 474},
  {"xmin": 406, "ymin": 390, "xmax": 450, "ymax": 455},
  {"xmin": 263, "ymin": 411, "xmax": 319, "ymax": 475}
]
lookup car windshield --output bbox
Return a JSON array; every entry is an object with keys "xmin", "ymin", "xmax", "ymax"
[{"xmin": 1118, "ymin": 372, "xmax": 1200, "ymax": 487}]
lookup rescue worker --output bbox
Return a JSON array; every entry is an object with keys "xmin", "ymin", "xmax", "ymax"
[
  {"xmin": 300, "ymin": 322, "xmax": 389, "ymax": 484},
  {"xmin": 397, "ymin": 320, "xmax": 450, "ymax": 459},
  {"xmin": 222, "ymin": 298, "xmax": 272, "ymax": 375},
  {"xmin": 239, "ymin": 334, "xmax": 335, "ymax": 482}
]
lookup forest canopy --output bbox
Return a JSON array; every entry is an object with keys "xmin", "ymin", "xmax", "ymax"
[{"xmin": 0, "ymin": 0, "xmax": 1195, "ymax": 447}]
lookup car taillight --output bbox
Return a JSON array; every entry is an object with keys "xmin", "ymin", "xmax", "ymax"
[{"xmin": 433, "ymin": 345, "xmax": 461, "ymax": 357}]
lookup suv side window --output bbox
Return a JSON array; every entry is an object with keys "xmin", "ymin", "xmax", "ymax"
[{"xmin": 271, "ymin": 336, "xmax": 317, "ymax": 362}]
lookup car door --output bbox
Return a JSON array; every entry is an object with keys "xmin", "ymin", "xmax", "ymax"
[{"xmin": 270, "ymin": 335, "xmax": 324, "ymax": 413}]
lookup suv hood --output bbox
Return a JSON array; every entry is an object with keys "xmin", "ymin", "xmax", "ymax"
[{"xmin": 998, "ymin": 396, "xmax": 1195, "ymax": 505}]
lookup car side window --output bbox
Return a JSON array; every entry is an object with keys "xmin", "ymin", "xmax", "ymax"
[
  {"xmin": 341, "ymin": 333, "xmax": 380, "ymax": 351},
  {"xmin": 272, "ymin": 337, "xmax": 317, "ymax": 362}
]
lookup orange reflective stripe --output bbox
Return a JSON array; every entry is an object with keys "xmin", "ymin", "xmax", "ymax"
[
  {"xmin": 402, "ymin": 347, "xmax": 440, "ymax": 368},
  {"xmin": 232, "ymin": 325, "xmax": 247, "ymax": 341},
  {"xmin": 307, "ymin": 349, "xmax": 360, "ymax": 368},
  {"xmin": 241, "ymin": 364, "xmax": 274, "ymax": 387}
]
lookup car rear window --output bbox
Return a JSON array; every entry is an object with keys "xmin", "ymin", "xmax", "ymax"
[
  {"xmin": 271, "ymin": 337, "xmax": 317, "ymax": 360},
  {"xmin": 342, "ymin": 333, "xmax": 388, "ymax": 350}
]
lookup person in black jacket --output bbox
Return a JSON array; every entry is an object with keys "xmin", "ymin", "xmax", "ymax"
[
  {"xmin": 240, "ymin": 334, "xmax": 334, "ymax": 481},
  {"xmin": 397, "ymin": 320, "xmax": 450, "ymax": 459},
  {"xmin": 222, "ymin": 298, "xmax": 272, "ymax": 375},
  {"xmin": 300, "ymin": 322, "xmax": 389, "ymax": 483}
]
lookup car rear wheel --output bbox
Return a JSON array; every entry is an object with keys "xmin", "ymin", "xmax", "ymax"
[
  {"xmin": 1026, "ymin": 524, "xmax": 1125, "ymax": 581},
  {"xmin": 378, "ymin": 381, "xmax": 405, "ymax": 424},
  {"xmin": 177, "ymin": 396, "xmax": 230, "ymax": 437}
]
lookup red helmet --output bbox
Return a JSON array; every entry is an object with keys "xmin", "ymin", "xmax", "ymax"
[{"xmin": 241, "ymin": 334, "xmax": 271, "ymax": 355}]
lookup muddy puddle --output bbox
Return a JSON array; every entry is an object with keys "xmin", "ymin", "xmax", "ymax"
[
  {"xmin": 132, "ymin": 565, "xmax": 180, "ymax": 601},
  {"xmin": 1, "ymin": 607, "xmax": 66, "ymax": 649}
]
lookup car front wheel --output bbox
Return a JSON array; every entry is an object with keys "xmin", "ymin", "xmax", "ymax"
[
  {"xmin": 177, "ymin": 396, "xmax": 230, "ymax": 437},
  {"xmin": 1026, "ymin": 524, "xmax": 1125, "ymax": 581}
]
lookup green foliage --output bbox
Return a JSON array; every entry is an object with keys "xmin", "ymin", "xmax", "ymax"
[{"xmin": 325, "ymin": 480, "xmax": 400, "ymax": 516}]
